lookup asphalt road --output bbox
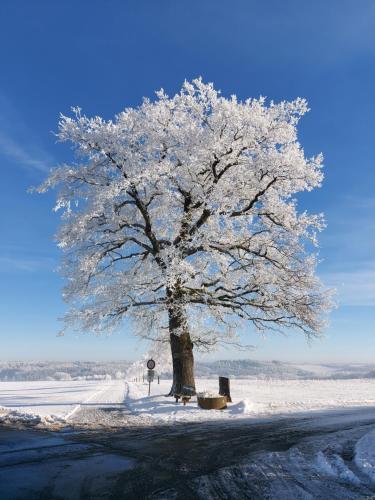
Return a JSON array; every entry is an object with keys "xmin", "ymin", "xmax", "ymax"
[{"xmin": 2, "ymin": 407, "xmax": 375, "ymax": 499}]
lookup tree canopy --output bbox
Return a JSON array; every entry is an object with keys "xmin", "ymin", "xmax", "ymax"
[{"xmin": 39, "ymin": 78, "xmax": 332, "ymax": 351}]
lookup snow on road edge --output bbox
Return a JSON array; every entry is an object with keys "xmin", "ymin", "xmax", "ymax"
[{"xmin": 355, "ymin": 429, "xmax": 375, "ymax": 482}]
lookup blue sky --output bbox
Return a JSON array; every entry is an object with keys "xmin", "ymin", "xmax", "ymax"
[{"xmin": 0, "ymin": 0, "xmax": 374, "ymax": 362}]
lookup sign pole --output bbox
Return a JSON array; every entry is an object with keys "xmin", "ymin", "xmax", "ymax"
[{"xmin": 146, "ymin": 358, "xmax": 156, "ymax": 396}]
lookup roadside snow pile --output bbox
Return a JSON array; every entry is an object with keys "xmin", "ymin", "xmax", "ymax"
[
  {"xmin": 0, "ymin": 407, "xmax": 42, "ymax": 425},
  {"xmin": 355, "ymin": 429, "xmax": 375, "ymax": 482},
  {"xmin": 314, "ymin": 451, "xmax": 360, "ymax": 485},
  {"xmin": 193, "ymin": 440, "xmax": 368, "ymax": 498},
  {"xmin": 229, "ymin": 399, "xmax": 255, "ymax": 415},
  {"xmin": 0, "ymin": 407, "xmax": 65, "ymax": 426}
]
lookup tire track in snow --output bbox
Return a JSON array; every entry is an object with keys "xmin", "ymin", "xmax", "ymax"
[{"xmin": 64, "ymin": 381, "xmax": 126, "ymax": 422}]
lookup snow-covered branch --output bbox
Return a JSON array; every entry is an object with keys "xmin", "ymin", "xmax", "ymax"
[{"xmin": 39, "ymin": 78, "xmax": 333, "ymax": 347}]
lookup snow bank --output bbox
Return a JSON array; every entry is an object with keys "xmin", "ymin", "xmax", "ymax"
[
  {"xmin": 355, "ymin": 429, "xmax": 375, "ymax": 482},
  {"xmin": 314, "ymin": 451, "xmax": 360, "ymax": 485},
  {"xmin": 229, "ymin": 399, "xmax": 256, "ymax": 415}
]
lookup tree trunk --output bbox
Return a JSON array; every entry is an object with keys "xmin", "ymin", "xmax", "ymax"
[{"xmin": 167, "ymin": 305, "xmax": 196, "ymax": 397}]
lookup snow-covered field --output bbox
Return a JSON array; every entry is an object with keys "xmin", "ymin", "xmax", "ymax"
[
  {"xmin": 126, "ymin": 378, "xmax": 375, "ymax": 424},
  {"xmin": 0, "ymin": 380, "xmax": 126, "ymax": 424},
  {"xmin": 2, "ymin": 377, "xmax": 375, "ymax": 427}
]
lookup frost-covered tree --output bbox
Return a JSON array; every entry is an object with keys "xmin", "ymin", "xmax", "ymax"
[
  {"xmin": 39, "ymin": 79, "xmax": 331, "ymax": 396},
  {"xmin": 126, "ymin": 341, "xmax": 172, "ymax": 381}
]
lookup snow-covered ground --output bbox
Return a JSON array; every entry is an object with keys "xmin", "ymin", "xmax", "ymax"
[
  {"xmin": 2, "ymin": 407, "xmax": 375, "ymax": 498},
  {"xmin": 3, "ymin": 379, "xmax": 375, "ymax": 496},
  {"xmin": 0, "ymin": 380, "xmax": 126, "ymax": 424},
  {"xmin": 2, "ymin": 377, "xmax": 375, "ymax": 427},
  {"xmin": 126, "ymin": 378, "xmax": 375, "ymax": 424}
]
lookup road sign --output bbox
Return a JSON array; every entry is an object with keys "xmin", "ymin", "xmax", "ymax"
[{"xmin": 147, "ymin": 359, "xmax": 156, "ymax": 370}]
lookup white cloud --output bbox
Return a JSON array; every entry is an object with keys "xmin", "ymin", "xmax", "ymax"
[
  {"xmin": 0, "ymin": 131, "xmax": 52, "ymax": 172},
  {"xmin": 0, "ymin": 93, "xmax": 54, "ymax": 172}
]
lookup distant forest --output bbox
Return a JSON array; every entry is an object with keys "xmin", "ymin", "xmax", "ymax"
[{"xmin": 1, "ymin": 360, "xmax": 375, "ymax": 381}]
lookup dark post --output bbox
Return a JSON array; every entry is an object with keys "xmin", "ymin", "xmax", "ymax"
[
  {"xmin": 158, "ymin": 376, "xmax": 160, "ymax": 384},
  {"xmin": 219, "ymin": 376, "xmax": 232, "ymax": 403}
]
